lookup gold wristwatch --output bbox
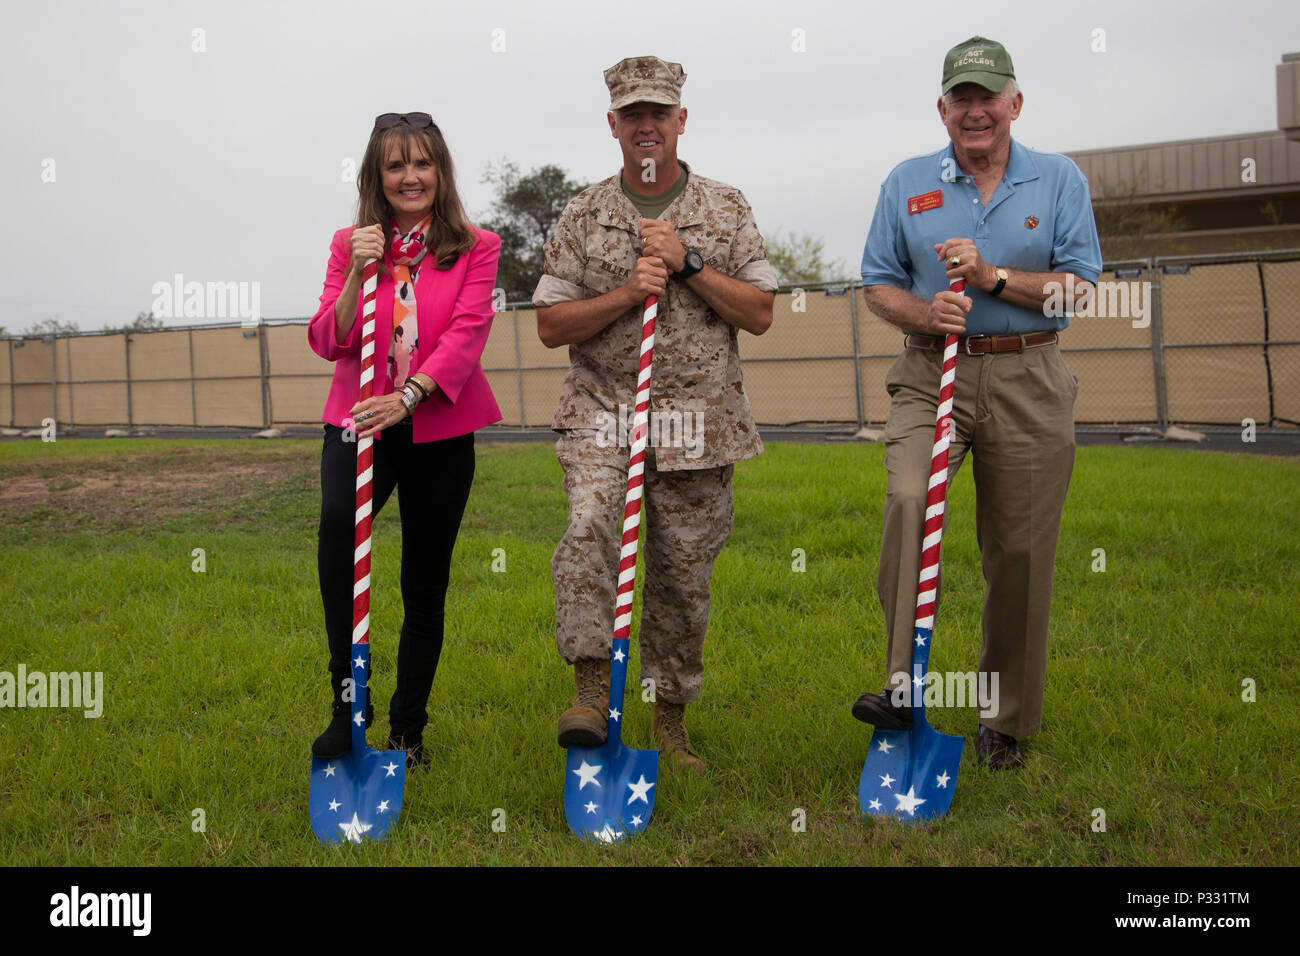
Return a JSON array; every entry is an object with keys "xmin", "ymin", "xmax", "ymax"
[{"xmin": 990, "ymin": 267, "xmax": 1008, "ymax": 297}]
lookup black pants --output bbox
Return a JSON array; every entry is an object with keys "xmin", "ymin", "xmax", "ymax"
[{"xmin": 317, "ymin": 422, "xmax": 475, "ymax": 736}]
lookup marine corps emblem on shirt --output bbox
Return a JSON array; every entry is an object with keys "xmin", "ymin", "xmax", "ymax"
[{"xmin": 1025, "ymin": 215, "xmax": 1040, "ymax": 229}]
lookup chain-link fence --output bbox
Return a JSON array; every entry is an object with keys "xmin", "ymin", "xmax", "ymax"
[{"xmin": 3, "ymin": 250, "xmax": 1297, "ymax": 431}]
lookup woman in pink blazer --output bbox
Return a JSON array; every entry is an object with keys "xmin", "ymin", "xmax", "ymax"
[{"xmin": 307, "ymin": 112, "xmax": 501, "ymax": 767}]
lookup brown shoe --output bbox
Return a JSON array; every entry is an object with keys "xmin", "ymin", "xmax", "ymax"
[
  {"xmin": 651, "ymin": 700, "xmax": 706, "ymax": 776},
  {"xmin": 851, "ymin": 688, "xmax": 913, "ymax": 730},
  {"xmin": 557, "ymin": 658, "xmax": 611, "ymax": 748},
  {"xmin": 977, "ymin": 723, "xmax": 1025, "ymax": 769}
]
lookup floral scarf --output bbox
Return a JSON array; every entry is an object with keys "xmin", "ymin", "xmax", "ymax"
[{"xmin": 386, "ymin": 213, "xmax": 432, "ymax": 390}]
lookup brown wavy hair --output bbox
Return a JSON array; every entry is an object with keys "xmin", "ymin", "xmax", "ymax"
[{"xmin": 355, "ymin": 119, "xmax": 476, "ymax": 272}]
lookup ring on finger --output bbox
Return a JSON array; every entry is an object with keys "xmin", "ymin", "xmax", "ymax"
[{"xmin": 950, "ymin": 255, "xmax": 962, "ymax": 266}]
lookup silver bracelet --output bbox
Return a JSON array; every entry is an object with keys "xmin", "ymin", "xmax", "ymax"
[{"xmin": 400, "ymin": 384, "xmax": 419, "ymax": 413}]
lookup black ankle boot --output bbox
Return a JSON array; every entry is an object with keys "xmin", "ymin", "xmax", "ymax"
[
  {"xmin": 312, "ymin": 703, "xmax": 353, "ymax": 759},
  {"xmin": 387, "ymin": 730, "xmax": 425, "ymax": 768},
  {"xmin": 311, "ymin": 681, "xmax": 375, "ymax": 759}
]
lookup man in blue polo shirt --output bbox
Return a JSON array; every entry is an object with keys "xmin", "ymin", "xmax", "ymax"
[{"xmin": 852, "ymin": 36, "xmax": 1101, "ymax": 768}]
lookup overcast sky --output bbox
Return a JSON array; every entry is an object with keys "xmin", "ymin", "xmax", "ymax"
[{"xmin": 1, "ymin": 0, "xmax": 1296, "ymax": 330}]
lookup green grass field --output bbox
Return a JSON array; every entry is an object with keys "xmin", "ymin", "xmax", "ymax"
[{"xmin": 0, "ymin": 437, "xmax": 1296, "ymax": 866}]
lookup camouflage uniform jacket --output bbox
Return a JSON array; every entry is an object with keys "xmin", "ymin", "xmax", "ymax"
[{"xmin": 532, "ymin": 162, "xmax": 778, "ymax": 471}]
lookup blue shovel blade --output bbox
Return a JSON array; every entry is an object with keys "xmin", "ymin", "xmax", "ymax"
[
  {"xmin": 859, "ymin": 721, "xmax": 963, "ymax": 822},
  {"xmin": 858, "ymin": 625, "xmax": 964, "ymax": 822},
  {"xmin": 309, "ymin": 644, "xmax": 407, "ymax": 844},
  {"xmin": 564, "ymin": 737, "xmax": 659, "ymax": 843},
  {"xmin": 309, "ymin": 746, "xmax": 407, "ymax": 844}
]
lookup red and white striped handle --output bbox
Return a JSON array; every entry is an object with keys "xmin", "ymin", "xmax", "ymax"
[
  {"xmin": 613, "ymin": 295, "xmax": 658, "ymax": 640},
  {"xmin": 914, "ymin": 277, "xmax": 964, "ymax": 630},
  {"xmin": 352, "ymin": 257, "xmax": 380, "ymax": 647}
]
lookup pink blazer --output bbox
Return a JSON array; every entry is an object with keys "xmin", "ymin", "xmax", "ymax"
[{"xmin": 308, "ymin": 225, "xmax": 503, "ymax": 442}]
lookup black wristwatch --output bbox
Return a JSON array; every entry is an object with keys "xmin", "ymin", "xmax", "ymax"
[
  {"xmin": 673, "ymin": 250, "xmax": 704, "ymax": 281},
  {"xmin": 989, "ymin": 266, "xmax": 1008, "ymax": 297}
]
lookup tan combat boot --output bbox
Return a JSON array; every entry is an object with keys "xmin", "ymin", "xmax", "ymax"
[
  {"xmin": 557, "ymin": 658, "xmax": 611, "ymax": 748},
  {"xmin": 651, "ymin": 700, "xmax": 706, "ymax": 776}
]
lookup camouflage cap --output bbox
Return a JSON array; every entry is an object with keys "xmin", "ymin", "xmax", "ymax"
[
  {"xmin": 604, "ymin": 56, "xmax": 686, "ymax": 111},
  {"xmin": 941, "ymin": 36, "xmax": 1016, "ymax": 94}
]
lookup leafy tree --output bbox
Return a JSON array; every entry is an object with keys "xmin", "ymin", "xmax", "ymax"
[
  {"xmin": 22, "ymin": 317, "xmax": 80, "ymax": 336},
  {"xmin": 102, "ymin": 311, "xmax": 164, "ymax": 334},
  {"xmin": 1088, "ymin": 174, "xmax": 1188, "ymax": 260},
  {"xmin": 479, "ymin": 161, "xmax": 590, "ymax": 301},
  {"xmin": 765, "ymin": 229, "xmax": 850, "ymax": 286}
]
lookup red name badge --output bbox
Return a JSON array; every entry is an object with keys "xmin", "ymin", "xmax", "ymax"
[{"xmin": 907, "ymin": 190, "xmax": 943, "ymax": 215}]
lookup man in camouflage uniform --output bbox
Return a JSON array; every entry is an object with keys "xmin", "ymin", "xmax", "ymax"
[{"xmin": 533, "ymin": 55, "xmax": 777, "ymax": 774}]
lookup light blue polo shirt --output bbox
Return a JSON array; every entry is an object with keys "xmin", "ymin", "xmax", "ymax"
[{"xmin": 860, "ymin": 137, "xmax": 1102, "ymax": 334}]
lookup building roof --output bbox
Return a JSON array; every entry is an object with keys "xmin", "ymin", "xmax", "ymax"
[{"xmin": 1064, "ymin": 130, "xmax": 1300, "ymax": 203}]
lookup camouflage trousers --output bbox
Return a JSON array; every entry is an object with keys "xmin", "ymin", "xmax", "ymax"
[{"xmin": 552, "ymin": 429, "xmax": 735, "ymax": 704}]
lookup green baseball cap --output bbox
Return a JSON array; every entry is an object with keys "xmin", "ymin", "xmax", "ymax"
[{"xmin": 941, "ymin": 36, "xmax": 1016, "ymax": 94}]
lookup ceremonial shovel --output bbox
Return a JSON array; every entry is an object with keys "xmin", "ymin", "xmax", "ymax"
[
  {"xmin": 859, "ymin": 275, "xmax": 967, "ymax": 822},
  {"xmin": 563, "ymin": 294, "xmax": 661, "ymax": 842},
  {"xmin": 310, "ymin": 256, "xmax": 408, "ymax": 844}
]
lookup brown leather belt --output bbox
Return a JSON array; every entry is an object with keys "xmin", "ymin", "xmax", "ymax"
[{"xmin": 905, "ymin": 330, "xmax": 1058, "ymax": 354}]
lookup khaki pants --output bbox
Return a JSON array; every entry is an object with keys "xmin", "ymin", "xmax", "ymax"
[
  {"xmin": 877, "ymin": 340, "xmax": 1077, "ymax": 738},
  {"xmin": 552, "ymin": 430, "xmax": 735, "ymax": 704}
]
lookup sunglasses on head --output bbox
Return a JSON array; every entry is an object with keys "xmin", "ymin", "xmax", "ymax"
[{"xmin": 374, "ymin": 112, "xmax": 436, "ymax": 130}]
